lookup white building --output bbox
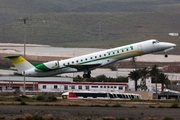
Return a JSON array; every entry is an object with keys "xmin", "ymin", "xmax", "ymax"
[
  {"xmin": 38, "ymin": 82, "xmax": 128, "ymax": 93},
  {"xmin": 0, "ymin": 76, "xmax": 128, "ymax": 93}
]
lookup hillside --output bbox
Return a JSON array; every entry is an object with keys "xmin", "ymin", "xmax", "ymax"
[{"xmin": 0, "ymin": 0, "xmax": 180, "ymax": 54}]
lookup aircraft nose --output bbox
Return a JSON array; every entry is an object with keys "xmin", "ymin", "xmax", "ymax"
[
  {"xmin": 163, "ymin": 42, "xmax": 176, "ymax": 48},
  {"xmin": 167, "ymin": 43, "xmax": 176, "ymax": 47}
]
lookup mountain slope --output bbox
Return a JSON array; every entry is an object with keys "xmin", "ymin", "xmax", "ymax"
[{"xmin": 0, "ymin": 0, "xmax": 180, "ymax": 55}]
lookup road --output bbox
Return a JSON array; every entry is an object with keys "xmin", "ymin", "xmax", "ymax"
[{"xmin": 0, "ymin": 105, "xmax": 179, "ymax": 120}]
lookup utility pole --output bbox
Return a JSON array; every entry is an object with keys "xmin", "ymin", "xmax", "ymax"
[{"xmin": 19, "ymin": 17, "xmax": 28, "ymax": 96}]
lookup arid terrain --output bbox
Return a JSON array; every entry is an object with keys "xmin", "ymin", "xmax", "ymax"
[
  {"xmin": 0, "ymin": 99, "xmax": 179, "ymax": 120},
  {"xmin": 0, "ymin": 105, "xmax": 180, "ymax": 120}
]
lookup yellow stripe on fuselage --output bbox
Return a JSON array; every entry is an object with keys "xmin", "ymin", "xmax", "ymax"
[
  {"xmin": 131, "ymin": 50, "xmax": 144, "ymax": 54},
  {"xmin": 9, "ymin": 56, "xmax": 27, "ymax": 65}
]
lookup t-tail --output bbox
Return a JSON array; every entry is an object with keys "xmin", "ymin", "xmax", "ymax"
[{"xmin": 5, "ymin": 54, "xmax": 34, "ymax": 74}]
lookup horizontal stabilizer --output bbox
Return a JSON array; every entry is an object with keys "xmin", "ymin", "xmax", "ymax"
[{"xmin": 5, "ymin": 54, "xmax": 21, "ymax": 59}]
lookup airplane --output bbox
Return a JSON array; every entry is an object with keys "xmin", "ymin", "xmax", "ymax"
[{"xmin": 5, "ymin": 39, "xmax": 176, "ymax": 78}]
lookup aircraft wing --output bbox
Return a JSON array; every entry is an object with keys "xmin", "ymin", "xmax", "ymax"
[{"xmin": 67, "ymin": 63, "xmax": 101, "ymax": 71}]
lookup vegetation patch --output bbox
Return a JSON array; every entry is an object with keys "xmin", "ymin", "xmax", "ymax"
[
  {"xmin": 162, "ymin": 116, "xmax": 174, "ymax": 120},
  {"xmin": 157, "ymin": 105, "xmax": 165, "ymax": 108},
  {"xmin": 169, "ymin": 103, "xmax": 179, "ymax": 108},
  {"xmin": 103, "ymin": 116, "xmax": 116, "ymax": 120},
  {"xmin": 36, "ymin": 93, "xmax": 57, "ymax": 102},
  {"xmin": 0, "ymin": 116, "xmax": 5, "ymax": 119},
  {"xmin": 112, "ymin": 103, "xmax": 122, "ymax": 107},
  {"xmin": 149, "ymin": 105, "xmax": 156, "ymax": 108},
  {"xmin": 20, "ymin": 101, "xmax": 27, "ymax": 105},
  {"xmin": 13, "ymin": 113, "xmax": 53, "ymax": 120}
]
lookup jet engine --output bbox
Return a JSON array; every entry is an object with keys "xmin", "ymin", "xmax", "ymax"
[
  {"xmin": 35, "ymin": 61, "xmax": 59, "ymax": 71},
  {"xmin": 22, "ymin": 61, "xmax": 59, "ymax": 76}
]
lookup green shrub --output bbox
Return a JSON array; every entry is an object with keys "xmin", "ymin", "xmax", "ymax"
[
  {"xmin": 149, "ymin": 105, "xmax": 155, "ymax": 108},
  {"xmin": 24, "ymin": 113, "xmax": 33, "ymax": 120},
  {"xmin": 170, "ymin": 103, "xmax": 179, "ymax": 108},
  {"xmin": 105, "ymin": 104, "xmax": 109, "ymax": 107},
  {"xmin": 112, "ymin": 103, "xmax": 122, "ymax": 107},
  {"xmin": 20, "ymin": 95, "xmax": 28, "ymax": 98},
  {"xmin": 20, "ymin": 101, "xmax": 27, "ymax": 105},
  {"xmin": 33, "ymin": 114, "xmax": 43, "ymax": 120},
  {"xmin": 157, "ymin": 105, "xmax": 165, "ymax": 108},
  {"xmin": 103, "ymin": 116, "xmax": 116, "ymax": 120},
  {"xmin": 36, "ymin": 94, "xmax": 57, "ymax": 102},
  {"xmin": 14, "ymin": 115, "xmax": 23, "ymax": 120},
  {"xmin": 44, "ymin": 95, "xmax": 57, "ymax": 102},
  {"xmin": 143, "ymin": 118, "xmax": 158, "ymax": 120},
  {"xmin": 15, "ymin": 96, "xmax": 30, "ymax": 102},
  {"xmin": 36, "ymin": 95, "xmax": 45, "ymax": 101},
  {"xmin": 162, "ymin": 116, "xmax": 174, "ymax": 120},
  {"xmin": 14, "ymin": 97, "xmax": 22, "ymax": 101},
  {"xmin": 86, "ymin": 118, "xmax": 92, "ymax": 120},
  {"xmin": 116, "ymin": 118, "xmax": 126, "ymax": 120},
  {"xmin": 0, "ymin": 116, "xmax": 5, "ymax": 119},
  {"xmin": 44, "ymin": 114, "xmax": 54, "ymax": 120}
]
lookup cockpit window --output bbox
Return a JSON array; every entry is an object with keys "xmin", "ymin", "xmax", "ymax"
[{"xmin": 152, "ymin": 40, "xmax": 159, "ymax": 44}]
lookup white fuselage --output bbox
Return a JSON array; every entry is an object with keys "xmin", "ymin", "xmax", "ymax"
[{"xmin": 24, "ymin": 39, "xmax": 176, "ymax": 77}]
